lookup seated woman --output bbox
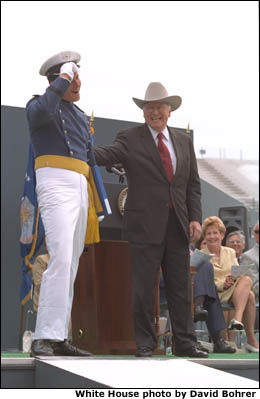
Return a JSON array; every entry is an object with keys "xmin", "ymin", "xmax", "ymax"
[
  {"xmin": 191, "ymin": 237, "xmax": 236, "ymax": 353},
  {"xmin": 200, "ymin": 216, "xmax": 259, "ymax": 353}
]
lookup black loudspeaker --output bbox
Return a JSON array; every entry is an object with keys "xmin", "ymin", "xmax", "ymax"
[{"xmin": 218, "ymin": 206, "xmax": 249, "ymax": 250}]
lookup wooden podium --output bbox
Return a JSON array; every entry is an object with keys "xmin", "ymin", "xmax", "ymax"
[{"xmin": 72, "ymin": 240, "xmax": 137, "ymax": 355}]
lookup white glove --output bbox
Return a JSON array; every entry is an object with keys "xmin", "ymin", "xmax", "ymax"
[{"xmin": 60, "ymin": 62, "xmax": 79, "ymax": 82}]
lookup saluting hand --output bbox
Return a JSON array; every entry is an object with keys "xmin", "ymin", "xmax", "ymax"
[{"xmin": 60, "ymin": 62, "xmax": 79, "ymax": 82}]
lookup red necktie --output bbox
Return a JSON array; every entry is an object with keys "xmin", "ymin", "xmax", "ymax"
[{"xmin": 157, "ymin": 133, "xmax": 174, "ymax": 183}]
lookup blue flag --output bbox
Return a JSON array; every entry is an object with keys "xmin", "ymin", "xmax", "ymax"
[
  {"xmin": 88, "ymin": 134, "xmax": 111, "ymax": 216},
  {"xmin": 19, "ymin": 144, "xmax": 45, "ymax": 305}
]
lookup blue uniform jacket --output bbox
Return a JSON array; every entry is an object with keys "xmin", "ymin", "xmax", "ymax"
[{"xmin": 26, "ymin": 77, "xmax": 91, "ymax": 161}]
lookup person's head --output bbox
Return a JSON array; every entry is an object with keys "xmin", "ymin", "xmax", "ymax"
[
  {"xmin": 194, "ymin": 235, "xmax": 207, "ymax": 250},
  {"xmin": 202, "ymin": 216, "xmax": 226, "ymax": 249},
  {"xmin": 143, "ymin": 102, "xmax": 171, "ymax": 132},
  {"xmin": 39, "ymin": 51, "xmax": 81, "ymax": 103},
  {"xmin": 253, "ymin": 221, "xmax": 259, "ymax": 245},
  {"xmin": 225, "ymin": 231, "xmax": 246, "ymax": 258},
  {"xmin": 132, "ymin": 82, "xmax": 182, "ymax": 133},
  {"xmin": 61, "ymin": 72, "xmax": 81, "ymax": 103}
]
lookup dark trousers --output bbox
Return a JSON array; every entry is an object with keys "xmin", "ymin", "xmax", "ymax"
[
  {"xmin": 194, "ymin": 261, "xmax": 226, "ymax": 337},
  {"xmin": 129, "ymin": 208, "xmax": 196, "ymax": 352}
]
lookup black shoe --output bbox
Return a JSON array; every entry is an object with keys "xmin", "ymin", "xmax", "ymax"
[
  {"xmin": 31, "ymin": 339, "xmax": 54, "ymax": 357},
  {"xmin": 51, "ymin": 340, "xmax": 93, "ymax": 356},
  {"xmin": 193, "ymin": 305, "xmax": 208, "ymax": 322},
  {"xmin": 174, "ymin": 345, "xmax": 208, "ymax": 358},
  {"xmin": 136, "ymin": 346, "xmax": 153, "ymax": 357},
  {"xmin": 196, "ymin": 341, "xmax": 209, "ymax": 353},
  {"xmin": 213, "ymin": 338, "xmax": 236, "ymax": 354}
]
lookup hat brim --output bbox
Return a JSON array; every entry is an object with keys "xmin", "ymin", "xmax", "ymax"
[
  {"xmin": 132, "ymin": 95, "xmax": 182, "ymax": 112},
  {"xmin": 39, "ymin": 51, "xmax": 81, "ymax": 76}
]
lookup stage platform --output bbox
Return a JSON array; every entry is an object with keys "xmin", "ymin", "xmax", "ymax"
[{"xmin": 1, "ymin": 353, "xmax": 259, "ymax": 388}]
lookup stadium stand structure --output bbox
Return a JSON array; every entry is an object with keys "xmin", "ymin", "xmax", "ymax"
[{"xmin": 197, "ymin": 159, "xmax": 259, "ymax": 211}]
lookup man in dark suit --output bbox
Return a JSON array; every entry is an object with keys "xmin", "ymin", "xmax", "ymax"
[{"xmin": 94, "ymin": 82, "xmax": 207, "ymax": 357}]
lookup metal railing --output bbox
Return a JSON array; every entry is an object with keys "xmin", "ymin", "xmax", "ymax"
[{"xmin": 196, "ymin": 147, "xmax": 259, "ymax": 161}]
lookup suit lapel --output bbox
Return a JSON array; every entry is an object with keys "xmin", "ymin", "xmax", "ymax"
[{"xmin": 168, "ymin": 127, "xmax": 181, "ymax": 177}]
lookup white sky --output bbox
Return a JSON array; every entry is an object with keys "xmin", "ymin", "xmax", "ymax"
[{"xmin": 1, "ymin": 1, "xmax": 259, "ymax": 160}]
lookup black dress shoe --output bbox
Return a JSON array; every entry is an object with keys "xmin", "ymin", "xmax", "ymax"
[
  {"xmin": 136, "ymin": 346, "xmax": 153, "ymax": 357},
  {"xmin": 213, "ymin": 338, "xmax": 236, "ymax": 354},
  {"xmin": 31, "ymin": 339, "xmax": 54, "ymax": 357},
  {"xmin": 174, "ymin": 345, "xmax": 208, "ymax": 358},
  {"xmin": 51, "ymin": 340, "xmax": 93, "ymax": 356},
  {"xmin": 193, "ymin": 305, "xmax": 208, "ymax": 322}
]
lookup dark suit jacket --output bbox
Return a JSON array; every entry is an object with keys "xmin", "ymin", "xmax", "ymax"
[{"xmin": 94, "ymin": 123, "xmax": 202, "ymax": 244}]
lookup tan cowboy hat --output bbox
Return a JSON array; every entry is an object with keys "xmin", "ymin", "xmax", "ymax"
[
  {"xmin": 39, "ymin": 51, "xmax": 81, "ymax": 76},
  {"xmin": 132, "ymin": 82, "xmax": 182, "ymax": 112}
]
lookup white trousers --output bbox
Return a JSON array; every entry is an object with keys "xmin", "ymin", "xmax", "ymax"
[{"xmin": 34, "ymin": 167, "xmax": 88, "ymax": 340}]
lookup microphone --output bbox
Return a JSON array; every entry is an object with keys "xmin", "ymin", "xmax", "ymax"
[
  {"xmin": 110, "ymin": 166, "xmax": 125, "ymax": 176},
  {"xmin": 106, "ymin": 164, "xmax": 126, "ymax": 184}
]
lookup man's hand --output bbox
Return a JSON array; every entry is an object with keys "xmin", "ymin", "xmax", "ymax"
[
  {"xmin": 189, "ymin": 221, "xmax": 202, "ymax": 243},
  {"xmin": 60, "ymin": 62, "xmax": 79, "ymax": 82}
]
